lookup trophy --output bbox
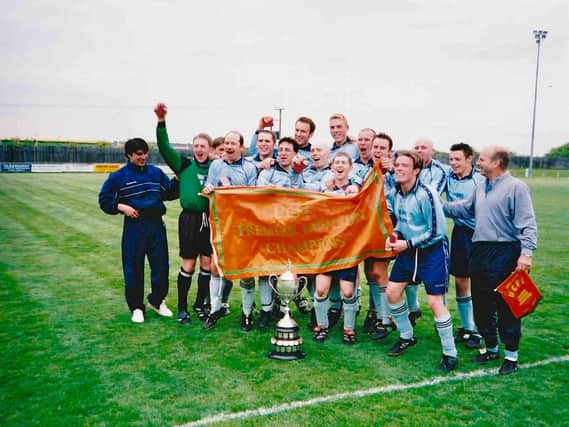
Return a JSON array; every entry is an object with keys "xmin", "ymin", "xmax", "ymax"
[{"xmin": 268, "ymin": 262, "xmax": 307, "ymax": 360}]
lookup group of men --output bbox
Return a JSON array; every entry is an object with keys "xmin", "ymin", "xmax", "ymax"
[{"xmin": 98, "ymin": 104, "xmax": 537, "ymax": 375}]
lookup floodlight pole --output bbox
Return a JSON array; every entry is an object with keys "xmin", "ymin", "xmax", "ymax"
[
  {"xmin": 274, "ymin": 107, "xmax": 284, "ymax": 140},
  {"xmin": 528, "ymin": 30, "xmax": 547, "ymax": 178}
]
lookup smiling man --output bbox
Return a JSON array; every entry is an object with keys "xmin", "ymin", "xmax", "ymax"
[
  {"xmin": 444, "ymin": 143, "xmax": 485, "ymax": 349},
  {"xmin": 247, "ymin": 129, "xmax": 277, "ymax": 173},
  {"xmin": 329, "ymin": 113, "xmax": 359, "ymax": 161},
  {"xmin": 154, "ymin": 103, "xmax": 214, "ymax": 325},
  {"xmin": 201, "ymin": 130, "xmax": 258, "ymax": 330},
  {"xmin": 238, "ymin": 137, "xmax": 305, "ymax": 332},
  {"xmin": 443, "ymin": 146, "xmax": 537, "ymax": 375},
  {"xmin": 385, "ymin": 150, "xmax": 458, "ymax": 371},
  {"xmin": 359, "ymin": 132, "xmax": 398, "ymax": 340},
  {"xmin": 99, "ymin": 137, "xmax": 178, "ymax": 324}
]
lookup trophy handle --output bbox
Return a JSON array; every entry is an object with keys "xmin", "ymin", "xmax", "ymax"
[{"xmin": 269, "ymin": 274, "xmax": 279, "ymax": 294}]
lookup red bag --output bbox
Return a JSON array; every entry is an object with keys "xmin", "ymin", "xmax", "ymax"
[{"xmin": 494, "ymin": 270, "xmax": 542, "ymax": 319}]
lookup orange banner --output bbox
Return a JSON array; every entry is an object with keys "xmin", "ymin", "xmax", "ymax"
[
  {"xmin": 208, "ymin": 164, "xmax": 394, "ymax": 279},
  {"xmin": 495, "ymin": 270, "xmax": 542, "ymax": 319}
]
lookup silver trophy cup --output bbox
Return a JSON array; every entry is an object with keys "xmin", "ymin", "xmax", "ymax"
[{"xmin": 268, "ymin": 264, "xmax": 307, "ymax": 360}]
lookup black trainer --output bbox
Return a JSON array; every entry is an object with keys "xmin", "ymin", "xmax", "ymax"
[
  {"xmin": 343, "ymin": 329, "xmax": 357, "ymax": 345},
  {"xmin": 193, "ymin": 305, "xmax": 208, "ymax": 321},
  {"xmin": 257, "ymin": 310, "xmax": 271, "ymax": 330},
  {"xmin": 177, "ymin": 310, "xmax": 191, "ymax": 325},
  {"xmin": 387, "ymin": 336, "xmax": 417, "ymax": 356},
  {"xmin": 240, "ymin": 312, "xmax": 253, "ymax": 332},
  {"xmin": 464, "ymin": 332, "xmax": 483, "ymax": 349},
  {"xmin": 328, "ymin": 308, "xmax": 342, "ymax": 329},
  {"xmin": 220, "ymin": 303, "xmax": 231, "ymax": 317},
  {"xmin": 371, "ymin": 321, "xmax": 396, "ymax": 341},
  {"xmin": 472, "ymin": 350, "xmax": 499, "ymax": 364},
  {"xmin": 498, "ymin": 359, "xmax": 519, "ymax": 375},
  {"xmin": 363, "ymin": 310, "xmax": 377, "ymax": 333},
  {"xmin": 440, "ymin": 354, "xmax": 459, "ymax": 371},
  {"xmin": 408, "ymin": 309, "xmax": 422, "ymax": 327},
  {"xmin": 203, "ymin": 309, "xmax": 223, "ymax": 330},
  {"xmin": 312, "ymin": 327, "xmax": 329, "ymax": 343}
]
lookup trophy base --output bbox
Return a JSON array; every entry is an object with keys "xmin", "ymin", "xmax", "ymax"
[
  {"xmin": 268, "ymin": 350, "xmax": 306, "ymax": 361},
  {"xmin": 268, "ymin": 312, "xmax": 306, "ymax": 361}
]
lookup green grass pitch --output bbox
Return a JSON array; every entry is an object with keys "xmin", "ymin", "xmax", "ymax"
[{"xmin": 0, "ymin": 173, "xmax": 568, "ymax": 426}]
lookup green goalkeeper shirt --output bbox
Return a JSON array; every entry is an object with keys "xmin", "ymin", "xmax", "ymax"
[{"xmin": 156, "ymin": 122, "xmax": 211, "ymax": 213}]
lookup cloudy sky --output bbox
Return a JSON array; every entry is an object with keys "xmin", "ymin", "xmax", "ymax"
[{"xmin": 1, "ymin": 0, "xmax": 568, "ymax": 155}]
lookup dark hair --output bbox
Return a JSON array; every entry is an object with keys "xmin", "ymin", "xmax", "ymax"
[
  {"xmin": 212, "ymin": 136, "xmax": 224, "ymax": 148},
  {"xmin": 450, "ymin": 142, "xmax": 473, "ymax": 158},
  {"xmin": 296, "ymin": 116, "xmax": 316, "ymax": 134},
  {"xmin": 255, "ymin": 129, "xmax": 276, "ymax": 143},
  {"xmin": 491, "ymin": 147, "xmax": 510, "ymax": 169},
  {"xmin": 395, "ymin": 150, "xmax": 423, "ymax": 170},
  {"xmin": 278, "ymin": 136, "xmax": 299, "ymax": 153},
  {"xmin": 374, "ymin": 132, "xmax": 393, "ymax": 151},
  {"xmin": 124, "ymin": 138, "xmax": 149, "ymax": 157}
]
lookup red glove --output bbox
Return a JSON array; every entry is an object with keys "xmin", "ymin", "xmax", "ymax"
[{"xmin": 154, "ymin": 103, "xmax": 167, "ymax": 120}]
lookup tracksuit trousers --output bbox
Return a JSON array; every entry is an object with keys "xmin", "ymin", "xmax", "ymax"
[
  {"xmin": 121, "ymin": 216, "xmax": 169, "ymax": 312},
  {"xmin": 470, "ymin": 241, "xmax": 522, "ymax": 352}
]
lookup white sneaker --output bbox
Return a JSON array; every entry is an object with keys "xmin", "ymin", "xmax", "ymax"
[
  {"xmin": 131, "ymin": 309, "xmax": 144, "ymax": 323},
  {"xmin": 149, "ymin": 300, "xmax": 173, "ymax": 317}
]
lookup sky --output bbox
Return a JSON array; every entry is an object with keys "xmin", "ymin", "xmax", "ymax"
[{"xmin": 1, "ymin": 0, "xmax": 568, "ymax": 155}]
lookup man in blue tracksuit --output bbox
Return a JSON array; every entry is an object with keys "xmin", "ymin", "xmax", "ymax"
[
  {"xmin": 386, "ymin": 150, "xmax": 458, "ymax": 371},
  {"xmin": 99, "ymin": 138, "xmax": 178, "ymax": 323},
  {"xmin": 444, "ymin": 146, "xmax": 537, "ymax": 375}
]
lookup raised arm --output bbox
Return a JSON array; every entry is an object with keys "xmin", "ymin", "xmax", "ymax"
[{"xmin": 154, "ymin": 103, "xmax": 184, "ymax": 173}]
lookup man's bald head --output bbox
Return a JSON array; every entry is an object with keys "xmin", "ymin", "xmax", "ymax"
[{"xmin": 414, "ymin": 138, "xmax": 436, "ymax": 166}]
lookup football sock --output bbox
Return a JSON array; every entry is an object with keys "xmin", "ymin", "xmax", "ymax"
[
  {"xmin": 378, "ymin": 284, "xmax": 390, "ymax": 323},
  {"xmin": 456, "ymin": 295, "xmax": 476, "ymax": 331},
  {"xmin": 195, "ymin": 268, "xmax": 210, "ymax": 308},
  {"xmin": 314, "ymin": 295, "xmax": 329, "ymax": 329},
  {"xmin": 343, "ymin": 295, "xmax": 358, "ymax": 330},
  {"xmin": 435, "ymin": 314, "xmax": 457, "ymax": 357},
  {"xmin": 222, "ymin": 279, "xmax": 233, "ymax": 304},
  {"xmin": 240, "ymin": 286, "xmax": 255, "ymax": 316},
  {"xmin": 177, "ymin": 267, "xmax": 192, "ymax": 312},
  {"xmin": 209, "ymin": 275, "xmax": 223, "ymax": 313},
  {"xmin": 258, "ymin": 276, "xmax": 273, "ymax": 313},
  {"xmin": 368, "ymin": 281, "xmax": 380, "ymax": 312},
  {"xmin": 390, "ymin": 300, "xmax": 413, "ymax": 339},
  {"xmin": 504, "ymin": 350, "xmax": 518, "ymax": 362},
  {"xmin": 405, "ymin": 284, "xmax": 420, "ymax": 312}
]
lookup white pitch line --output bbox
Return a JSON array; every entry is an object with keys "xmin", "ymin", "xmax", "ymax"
[{"xmin": 177, "ymin": 355, "xmax": 569, "ymax": 427}]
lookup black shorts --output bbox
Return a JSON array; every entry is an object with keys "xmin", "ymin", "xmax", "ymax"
[
  {"xmin": 450, "ymin": 226, "xmax": 474, "ymax": 277},
  {"xmin": 178, "ymin": 210, "xmax": 213, "ymax": 259},
  {"xmin": 322, "ymin": 265, "xmax": 358, "ymax": 283}
]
